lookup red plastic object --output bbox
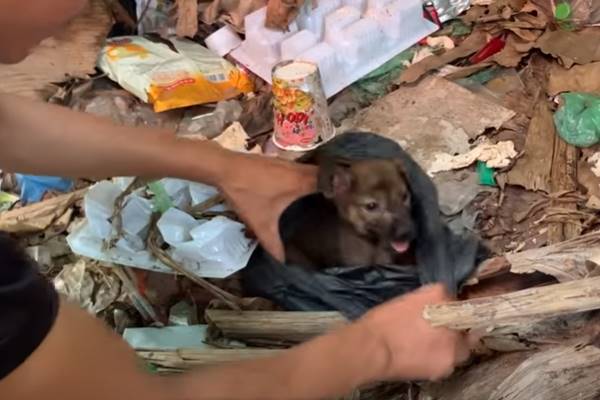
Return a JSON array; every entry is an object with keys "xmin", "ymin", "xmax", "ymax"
[
  {"xmin": 419, "ymin": 2, "xmax": 443, "ymax": 45},
  {"xmin": 469, "ymin": 34, "xmax": 506, "ymax": 64}
]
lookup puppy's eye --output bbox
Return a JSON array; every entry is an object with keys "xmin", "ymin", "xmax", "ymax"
[{"xmin": 364, "ymin": 202, "xmax": 379, "ymax": 212}]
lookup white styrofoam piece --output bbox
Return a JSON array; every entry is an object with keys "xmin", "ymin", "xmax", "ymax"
[
  {"xmin": 157, "ymin": 207, "xmax": 201, "ymax": 246},
  {"xmin": 188, "ymin": 182, "xmax": 227, "ymax": 212},
  {"xmin": 230, "ymin": 0, "xmax": 438, "ymax": 98},
  {"xmin": 68, "ymin": 221, "xmax": 168, "ymax": 272},
  {"xmin": 205, "ymin": 25, "xmax": 243, "ymax": 56},
  {"xmin": 84, "ymin": 181, "xmax": 122, "ymax": 238},
  {"xmin": 173, "ymin": 216, "xmax": 256, "ymax": 272},
  {"xmin": 160, "ymin": 178, "xmax": 192, "ymax": 211},
  {"xmin": 188, "ymin": 182, "xmax": 218, "ymax": 205},
  {"xmin": 121, "ymin": 195, "xmax": 153, "ymax": 237},
  {"xmin": 68, "ymin": 178, "xmax": 256, "ymax": 278}
]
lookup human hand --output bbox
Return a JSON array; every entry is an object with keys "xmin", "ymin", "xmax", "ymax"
[
  {"xmin": 218, "ymin": 152, "xmax": 317, "ymax": 261},
  {"xmin": 360, "ymin": 284, "xmax": 477, "ymax": 382}
]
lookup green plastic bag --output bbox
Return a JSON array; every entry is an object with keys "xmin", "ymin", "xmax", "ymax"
[{"xmin": 554, "ymin": 92, "xmax": 600, "ymax": 147}]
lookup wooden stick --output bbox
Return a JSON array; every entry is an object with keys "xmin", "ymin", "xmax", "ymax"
[
  {"xmin": 138, "ymin": 348, "xmax": 281, "ymax": 369},
  {"xmin": 206, "ymin": 310, "xmax": 347, "ymax": 342},
  {"xmin": 424, "ymin": 275, "xmax": 600, "ymax": 330}
]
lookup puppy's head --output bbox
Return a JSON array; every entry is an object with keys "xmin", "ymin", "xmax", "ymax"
[{"xmin": 321, "ymin": 159, "xmax": 415, "ymax": 254}]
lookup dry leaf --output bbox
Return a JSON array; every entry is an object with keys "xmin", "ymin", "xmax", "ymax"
[
  {"xmin": 0, "ymin": 189, "xmax": 87, "ymax": 233},
  {"xmin": 176, "ymin": 0, "xmax": 199, "ymax": 38},
  {"xmin": 536, "ymin": 28, "xmax": 600, "ymax": 68},
  {"xmin": 0, "ymin": 0, "xmax": 112, "ymax": 99},
  {"xmin": 548, "ymin": 62, "xmax": 600, "ymax": 96},
  {"xmin": 397, "ymin": 30, "xmax": 488, "ymax": 84},
  {"xmin": 491, "ymin": 33, "xmax": 536, "ymax": 67}
]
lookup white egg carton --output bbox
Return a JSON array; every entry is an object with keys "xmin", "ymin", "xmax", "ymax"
[{"xmin": 230, "ymin": 0, "xmax": 438, "ymax": 97}]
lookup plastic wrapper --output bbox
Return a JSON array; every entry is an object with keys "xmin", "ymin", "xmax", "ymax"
[
  {"xmin": 554, "ymin": 92, "xmax": 600, "ymax": 147},
  {"xmin": 98, "ymin": 36, "xmax": 253, "ymax": 112},
  {"xmin": 15, "ymin": 175, "xmax": 73, "ymax": 204},
  {"xmin": 242, "ymin": 132, "xmax": 488, "ymax": 319}
]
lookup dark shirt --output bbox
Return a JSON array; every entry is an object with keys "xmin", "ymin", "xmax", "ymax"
[{"xmin": 0, "ymin": 233, "xmax": 58, "ymax": 380}]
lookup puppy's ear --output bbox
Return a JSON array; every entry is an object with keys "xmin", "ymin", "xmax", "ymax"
[
  {"xmin": 393, "ymin": 159, "xmax": 409, "ymax": 182},
  {"xmin": 319, "ymin": 161, "xmax": 353, "ymax": 199}
]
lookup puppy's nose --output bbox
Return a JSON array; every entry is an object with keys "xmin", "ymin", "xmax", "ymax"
[{"xmin": 393, "ymin": 222, "xmax": 414, "ymax": 242}]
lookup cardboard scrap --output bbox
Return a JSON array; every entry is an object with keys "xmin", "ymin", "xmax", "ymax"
[
  {"xmin": 548, "ymin": 62, "xmax": 600, "ymax": 96},
  {"xmin": 214, "ymin": 122, "xmax": 261, "ymax": 153},
  {"xmin": 0, "ymin": 0, "xmax": 112, "ymax": 99},
  {"xmin": 397, "ymin": 31, "xmax": 488, "ymax": 84},
  {"xmin": 0, "ymin": 189, "xmax": 87, "ymax": 234},
  {"xmin": 428, "ymin": 141, "xmax": 517, "ymax": 175},
  {"xmin": 536, "ymin": 28, "xmax": 600, "ymax": 68},
  {"xmin": 176, "ymin": 0, "xmax": 199, "ymax": 38},
  {"xmin": 345, "ymin": 76, "xmax": 515, "ymax": 171}
]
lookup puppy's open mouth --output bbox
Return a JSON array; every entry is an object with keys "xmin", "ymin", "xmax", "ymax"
[{"xmin": 391, "ymin": 241, "xmax": 410, "ymax": 254}]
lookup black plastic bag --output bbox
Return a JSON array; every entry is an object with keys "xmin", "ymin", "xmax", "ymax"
[{"xmin": 242, "ymin": 132, "xmax": 488, "ymax": 320}]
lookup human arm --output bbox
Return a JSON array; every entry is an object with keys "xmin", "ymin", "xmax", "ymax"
[
  {"xmin": 0, "ymin": 94, "xmax": 316, "ymax": 259},
  {"xmin": 0, "ymin": 282, "xmax": 472, "ymax": 400},
  {"xmin": 175, "ymin": 284, "xmax": 473, "ymax": 399}
]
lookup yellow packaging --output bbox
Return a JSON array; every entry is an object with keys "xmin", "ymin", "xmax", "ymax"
[{"xmin": 98, "ymin": 36, "xmax": 253, "ymax": 112}]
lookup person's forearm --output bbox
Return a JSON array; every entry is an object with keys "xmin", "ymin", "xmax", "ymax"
[
  {"xmin": 0, "ymin": 94, "xmax": 233, "ymax": 186},
  {"xmin": 178, "ymin": 321, "xmax": 386, "ymax": 400}
]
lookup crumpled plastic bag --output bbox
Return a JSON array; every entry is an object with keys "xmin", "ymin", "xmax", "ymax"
[
  {"xmin": 554, "ymin": 92, "xmax": 600, "ymax": 147},
  {"xmin": 242, "ymin": 132, "xmax": 488, "ymax": 320},
  {"xmin": 98, "ymin": 36, "xmax": 253, "ymax": 112}
]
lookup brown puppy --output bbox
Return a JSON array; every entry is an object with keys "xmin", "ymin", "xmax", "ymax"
[{"xmin": 284, "ymin": 159, "xmax": 416, "ymax": 269}]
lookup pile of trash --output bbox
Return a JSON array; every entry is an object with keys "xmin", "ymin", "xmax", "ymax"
[{"xmin": 3, "ymin": 0, "xmax": 600, "ymax": 398}]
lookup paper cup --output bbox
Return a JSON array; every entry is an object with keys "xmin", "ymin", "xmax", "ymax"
[{"xmin": 271, "ymin": 60, "xmax": 335, "ymax": 151}]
